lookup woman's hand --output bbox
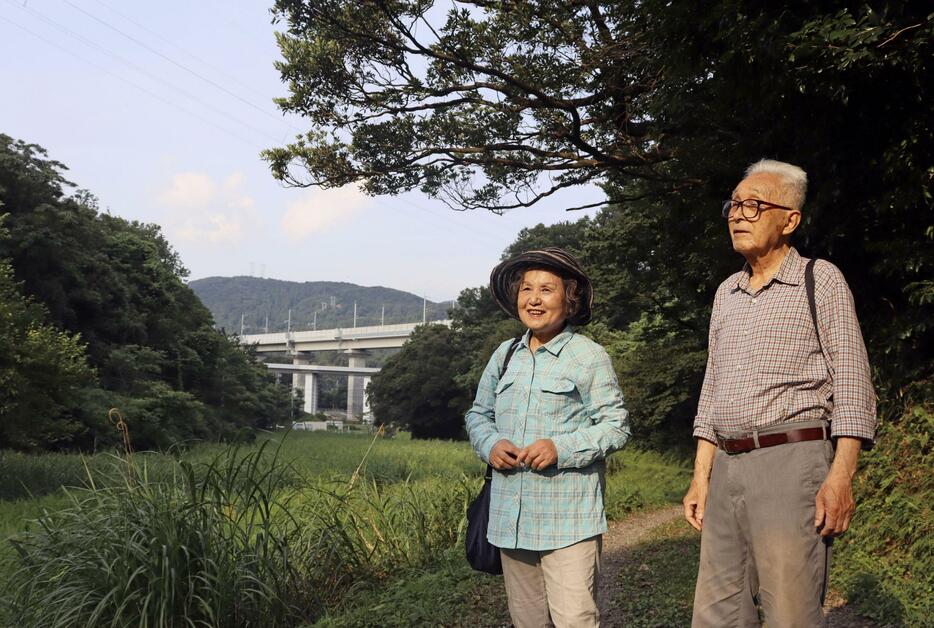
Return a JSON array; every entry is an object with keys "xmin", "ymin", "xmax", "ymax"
[
  {"xmin": 517, "ymin": 439, "xmax": 558, "ymax": 471},
  {"xmin": 490, "ymin": 439, "xmax": 522, "ymax": 470}
]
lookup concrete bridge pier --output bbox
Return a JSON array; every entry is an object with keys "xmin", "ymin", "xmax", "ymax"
[
  {"xmin": 292, "ymin": 355, "xmax": 310, "ymax": 390},
  {"xmin": 344, "ymin": 349, "xmax": 370, "ymax": 420},
  {"xmin": 303, "ymin": 373, "xmax": 319, "ymax": 415}
]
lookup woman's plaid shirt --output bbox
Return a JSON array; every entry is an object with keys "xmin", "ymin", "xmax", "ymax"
[
  {"xmin": 465, "ymin": 328, "xmax": 631, "ymax": 551},
  {"xmin": 693, "ymin": 248, "xmax": 877, "ymax": 445}
]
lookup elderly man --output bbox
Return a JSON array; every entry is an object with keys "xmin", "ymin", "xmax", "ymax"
[{"xmin": 683, "ymin": 159, "xmax": 877, "ymax": 627}]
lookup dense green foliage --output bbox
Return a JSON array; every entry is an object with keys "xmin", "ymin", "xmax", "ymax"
[
  {"xmin": 0, "ymin": 432, "xmax": 689, "ymax": 626},
  {"xmin": 622, "ymin": 0, "xmax": 933, "ymax": 394},
  {"xmin": 832, "ymin": 397, "xmax": 934, "ymax": 623},
  {"xmin": 0, "ymin": 135, "xmax": 292, "ymax": 451},
  {"xmin": 0, "ymin": 251, "xmax": 94, "ymax": 450},
  {"xmin": 190, "ymin": 276, "xmax": 450, "ymax": 334},
  {"xmin": 367, "ymin": 324, "xmax": 474, "ymax": 439}
]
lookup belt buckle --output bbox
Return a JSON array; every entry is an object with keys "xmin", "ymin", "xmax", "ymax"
[{"xmin": 716, "ymin": 434, "xmax": 738, "ymax": 454}]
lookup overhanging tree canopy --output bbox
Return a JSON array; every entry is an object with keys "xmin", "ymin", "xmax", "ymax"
[{"xmin": 265, "ymin": 0, "xmax": 678, "ymax": 212}]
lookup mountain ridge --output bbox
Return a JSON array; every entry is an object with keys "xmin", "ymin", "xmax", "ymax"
[{"xmin": 189, "ymin": 276, "xmax": 453, "ymax": 334}]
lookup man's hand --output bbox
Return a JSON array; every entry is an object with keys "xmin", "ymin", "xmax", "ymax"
[
  {"xmin": 683, "ymin": 478, "xmax": 709, "ymax": 531},
  {"xmin": 684, "ymin": 438, "xmax": 717, "ymax": 531},
  {"xmin": 814, "ymin": 471, "xmax": 855, "ymax": 536},
  {"xmin": 489, "ymin": 439, "xmax": 521, "ymax": 470},
  {"xmin": 814, "ymin": 437, "xmax": 861, "ymax": 536},
  {"xmin": 516, "ymin": 439, "xmax": 558, "ymax": 471}
]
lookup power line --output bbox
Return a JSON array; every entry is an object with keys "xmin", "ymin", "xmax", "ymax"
[
  {"xmin": 2, "ymin": 4, "xmax": 543, "ymax": 254},
  {"xmin": 90, "ymin": 0, "xmax": 282, "ymax": 108},
  {"xmin": 7, "ymin": 0, "xmax": 276, "ymax": 142},
  {"xmin": 0, "ymin": 12, "xmax": 263, "ymax": 151},
  {"xmin": 368, "ymin": 196, "xmax": 507, "ymax": 251},
  {"xmin": 62, "ymin": 0, "xmax": 299, "ymax": 131}
]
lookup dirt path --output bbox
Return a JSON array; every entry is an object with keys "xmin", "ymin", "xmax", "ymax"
[
  {"xmin": 597, "ymin": 505, "xmax": 683, "ymax": 625},
  {"xmin": 596, "ymin": 505, "xmax": 882, "ymax": 627}
]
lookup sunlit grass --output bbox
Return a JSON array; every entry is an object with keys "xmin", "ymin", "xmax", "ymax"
[{"xmin": 0, "ymin": 431, "xmax": 689, "ymax": 625}]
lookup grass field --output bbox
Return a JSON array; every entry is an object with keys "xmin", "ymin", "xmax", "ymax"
[{"xmin": 0, "ymin": 431, "xmax": 690, "ymax": 627}]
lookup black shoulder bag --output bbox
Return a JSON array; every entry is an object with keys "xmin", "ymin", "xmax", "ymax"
[{"xmin": 465, "ymin": 337, "xmax": 520, "ymax": 575}]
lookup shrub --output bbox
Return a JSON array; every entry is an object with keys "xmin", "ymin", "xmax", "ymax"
[
  {"xmin": 832, "ymin": 396, "xmax": 934, "ymax": 626},
  {"xmin": 4, "ymin": 444, "xmax": 317, "ymax": 627}
]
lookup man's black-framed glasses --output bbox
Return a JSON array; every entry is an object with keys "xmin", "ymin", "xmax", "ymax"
[{"xmin": 721, "ymin": 198, "xmax": 796, "ymax": 220}]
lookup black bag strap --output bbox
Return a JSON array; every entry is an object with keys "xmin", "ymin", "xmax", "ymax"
[
  {"xmin": 500, "ymin": 336, "xmax": 522, "ymax": 379},
  {"xmin": 485, "ymin": 337, "xmax": 522, "ymax": 480},
  {"xmin": 805, "ymin": 258, "xmax": 833, "ymax": 375}
]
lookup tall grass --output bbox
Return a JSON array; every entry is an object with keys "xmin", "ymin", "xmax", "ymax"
[
  {"xmin": 1, "ymin": 432, "xmax": 690, "ymax": 626},
  {"xmin": 4, "ymin": 443, "xmax": 316, "ymax": 627},
  {"xmin": 0, "ymin": 435, "xmax": 481, "ymax": 626},
  {"xmin": 0, "ymin": 432, "xmax": 482, "ymax": 502},
  {"xmin": 604, "ymin": 449, "xmax": 691, "ymax": 518}
]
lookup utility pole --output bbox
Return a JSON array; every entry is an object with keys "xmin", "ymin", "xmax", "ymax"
[
  {"xmin": 313, "ymin": 310, "xmax": 317, "ymax": 331},
  {"xmin": 353, "ymin": 301, "xmax": 357, "ymax": 328},
  {"xmin": 422, "ymin": 296, "xmax": 427, "ymax": 323},
  {"xmin": 264, "ymin": 314, "xmax": 269, "ymax": 333},
  {"xmin": 287, "ymin": 309, "xmax": 292, "ymax": 334},
  {"xmin": 381, "ymin": 304, "xmax": 385, "ymax": 326},
  {"xmin": 240, "ymin": 313, "xmax": 244, "ymax": 336}
]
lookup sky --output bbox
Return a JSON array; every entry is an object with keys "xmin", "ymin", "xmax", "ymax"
[{"xmin": 0, "ymin": 0, "xmax": 608, "ymax": 302}]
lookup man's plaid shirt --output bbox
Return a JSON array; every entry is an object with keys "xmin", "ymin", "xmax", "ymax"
[
  {"xmin": 693, "ymin": 247, "xmax": 877, "ymax": 445},
  {"xmin": 466, "ymin": 327, "xmax": 631, "ymax": 551}
]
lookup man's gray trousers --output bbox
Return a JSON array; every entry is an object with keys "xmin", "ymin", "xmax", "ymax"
[{"xmin": 692, "ymin": 429, "xmax": 833, "ymax": 627}]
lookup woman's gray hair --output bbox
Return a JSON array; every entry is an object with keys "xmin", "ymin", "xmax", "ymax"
[{"xmin": 745, "ymin": 159, "xmax": 808, "ymax": 211}]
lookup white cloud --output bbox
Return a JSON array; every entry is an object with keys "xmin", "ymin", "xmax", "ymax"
[
  {"xmin": 281, "ymin": 186, "xmax": 370, "ymax": 242},
  {"xmin": 158, "ymin": 172, "xmax": 216, "ymax": 209},
  {"xmin": 176, "ymin": 212, "xmax": 243, "ymax": 244},
  {"xmin": 222, "ymin": 172, "xmax": 244, "ymax": 191},
  {"xmin": 159, "ymin": 170, "xmax": 259, "ymax": 245},
  {"xmin": 226, "ymin": 195, "xmax": 255, "ymax": 210},
  {"xmin": 222, "ymin": 172, "xmax": 255, "ymax": 209}
]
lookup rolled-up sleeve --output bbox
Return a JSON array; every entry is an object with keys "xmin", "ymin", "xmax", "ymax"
[
  {"xmin": 552, "ymin": 349, "xmax": 631, "ymax": 469},
  {"xmin": 693, "ymin": 289, "xmax": 722, "ymax": 444},
  {"xmin": 821, "ymin": 264, "xmax": 877, "ymax": 445},
  {"xmin": 465, "ymin": 344, "xmax": 508, "ymax": 462}
]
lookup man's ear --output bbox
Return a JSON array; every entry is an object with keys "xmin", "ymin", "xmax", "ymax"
[{"xmin": 782, "ymin": 210, "xmax": 802, "ymax": 236}]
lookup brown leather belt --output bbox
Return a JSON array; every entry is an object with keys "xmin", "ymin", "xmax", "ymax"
[{"xmin": 716, "ymin": 426, "xmax": 828, "ymax": 455}]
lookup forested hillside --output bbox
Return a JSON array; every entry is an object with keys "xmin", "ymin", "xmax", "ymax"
[
  {"xmin": 0, "ymin": 135, "xmax": 291, "ymax": 452},
  {"xmin": 190, "ymin": 276, "xmax": 450, "ymax": 333}
]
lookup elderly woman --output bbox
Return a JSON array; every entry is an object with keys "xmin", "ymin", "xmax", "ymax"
[{"xmin": 465, "ymin": 247, "xmax": 631, "ymax": 628}]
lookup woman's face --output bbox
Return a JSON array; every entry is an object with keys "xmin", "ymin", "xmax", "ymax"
[{"xmin": 517, "ymin": 268, "xmax": 568, "ymax": 342}]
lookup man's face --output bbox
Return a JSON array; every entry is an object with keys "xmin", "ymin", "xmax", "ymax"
[
  {"xmin": 727, "ymin": 172, "xmax": 800, "ymax": 258},
  {"xmin": 517, "ymin": 269, "xmax": 568, "ymax": 339}
]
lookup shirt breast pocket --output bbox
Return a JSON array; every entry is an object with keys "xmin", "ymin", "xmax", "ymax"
[
  {"xmin": 537, "ymin": 376, "xmax": 583, "ymax": 432},
  {"xmin": 755, "ymin": 318, "xmax": 816, "ymax": 380},
  {"xmin": 494, "ymin": 372, "xmax": 519, "ymax": 431}
]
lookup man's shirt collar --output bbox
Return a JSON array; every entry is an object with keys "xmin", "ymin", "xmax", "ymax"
[{"xmin": 734, "ymin": 247, "xmax": 805, "ymax": 294}]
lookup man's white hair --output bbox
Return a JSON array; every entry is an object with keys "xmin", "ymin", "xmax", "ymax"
[{"xmin": 745, "ymin": 159, "xmax": 808, "ymax": 210}]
